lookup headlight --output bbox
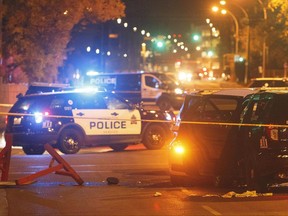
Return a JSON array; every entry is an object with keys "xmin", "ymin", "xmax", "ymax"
[
  {"xmin": 174, "ymin": 145, "xmax": 185, "ymax": 154},
  {"xmin": 171, "ymin": 139, "xmax": 186, "ymax": 155},
  {"xmin": 174, "ymin": 88, "xmax": 183, "ymax": 95}
]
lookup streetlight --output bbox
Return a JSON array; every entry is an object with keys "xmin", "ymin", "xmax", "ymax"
[
  {"xmin": 219, "ymin": 0, "xmax": 250, "ymax": 84},
  {"xmin": 212, "ymin": 6, "xmax": 239, "ymax": 54}
]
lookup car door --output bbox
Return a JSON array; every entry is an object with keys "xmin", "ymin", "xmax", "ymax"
[
  {"xmin": 72, "ymin": 93, "xmax": 141, "ymax": 142},
  {"xmin": 141, "ymin": 74, "xmax": 163, "ymax": 106},
  {"xmin": 191, "ymin": 96, "xmax": 240, "ymax": 160}
]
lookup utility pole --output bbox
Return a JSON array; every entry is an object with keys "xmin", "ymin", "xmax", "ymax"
[{"xmin": 258, "ymin": 0, "xmax": 268, "ymax": 77}]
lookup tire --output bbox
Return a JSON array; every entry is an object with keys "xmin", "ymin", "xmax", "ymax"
[
  {"xmin": 245, "ymin": 157, "xmax": 270, "ymax": 192},
  {"xmin": 143, "ymin": 124, "xmax": 167, "ymax": 150},
  {"xmin": 157, "ymin": 98, "xmax": 171, "ymax": 111},
  {"xmin": 109, "ymin": 144, "xmax": 128, "ymax": 151},
  {"xmin": 22, "ymin": 145, "xmax": 45, "ymax": 155},
  {"xmin": 255, "ymin": 175, "xmax": 271, "ymax": 193},
  {"xmin": 58, "ymin": 128, "xmax": 83, "ymax": 154}
]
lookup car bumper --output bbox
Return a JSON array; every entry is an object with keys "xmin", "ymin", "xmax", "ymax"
[{"xmin": 169, "ymin": 144, "xmax": 199, "ymax": 178}]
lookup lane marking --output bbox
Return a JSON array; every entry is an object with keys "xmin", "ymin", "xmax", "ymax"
[{"xmin": 202, "ymin": 205, "xmax": 222, "ymax": 216}]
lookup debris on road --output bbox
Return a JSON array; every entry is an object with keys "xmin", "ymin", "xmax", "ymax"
[{"xmin": 106, "ymin": 177, "xmax": 119, "ymax": 185}]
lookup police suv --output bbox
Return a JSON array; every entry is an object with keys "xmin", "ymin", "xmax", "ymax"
[{"xmin": 5, "ymin": 89, "xmax": 174, "ymax": 155}]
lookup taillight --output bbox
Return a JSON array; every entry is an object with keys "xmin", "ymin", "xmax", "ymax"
[
  {"xmin": 266, "ymin": 126, "xmax": 278, "ymax": 141},
  {"xmin": 5, "ymin": 115, "xmax": 8, "ymax": 125}
]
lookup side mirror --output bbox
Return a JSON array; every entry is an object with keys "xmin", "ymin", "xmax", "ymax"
[{"xmin": 16, "ymin": 93, "xmax": 23, "ymax": 98}]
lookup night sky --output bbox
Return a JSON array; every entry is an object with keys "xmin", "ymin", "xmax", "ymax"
[{"xmin": 122, "ymin": 0, "xmax": 217, "ymax": 35}]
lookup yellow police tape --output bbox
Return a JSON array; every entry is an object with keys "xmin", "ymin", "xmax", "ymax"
[
  {"xmin": 0, "ymin": 112, "xmax": 170, "ymax": 123},
  {"xmin": 1, "ymin": 111, "xmax": 288, "ymax": 128},
  {"xmin": 0, "ymin": 104, "xmax": 13, "ymax": 108}
]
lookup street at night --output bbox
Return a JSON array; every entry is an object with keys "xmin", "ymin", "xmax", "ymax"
[
  {"xmin": 1, "ymin": 144, "xmax": 288, "ymax": 216},
  {"xmin": 1, "ymin": 0, "xmax": 288, "ymax": 215}
]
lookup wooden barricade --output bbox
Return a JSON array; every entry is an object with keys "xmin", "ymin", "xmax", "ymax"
[
  {"xmin": 16, "ymin": 144, "xmax": 84, "ymax": 185},
  {"xmin": 1, "ymin": 134, "xmax": 84, "ymax": 186},
  {"xmin": 0, "ymin": 133, "xmax": 12, "ymax": 181}
]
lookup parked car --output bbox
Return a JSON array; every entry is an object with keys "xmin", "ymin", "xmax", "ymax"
[
  {"xmin": 248, "ymin": 77, "xmax": 288, "ymax": 88},
  {"xmin": 239, "ymin": 89, "xmax": 288, "ymax": 190},
  {"xmin": 5, "ymin": 89, "xmax": 174, "ymax": 155},
  {"xmin": 169, "ymin": 89, "xmax": 266, "ymax": 188}
]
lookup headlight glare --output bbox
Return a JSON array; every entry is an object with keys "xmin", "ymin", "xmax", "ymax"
[
  {"xmin": 174, "ymin": 88, "xmax": 183, "ymax": 94},
  {"xmin": 174, "ymin": 145, "xmax": 185, "ymax": 154},
  {"xmin": 172, "ymin": 140, "xmax": 185, "ymax": 154},
  {"xmin": 34, "ymin": 112, "xmax": 43, "ymax": 123}
]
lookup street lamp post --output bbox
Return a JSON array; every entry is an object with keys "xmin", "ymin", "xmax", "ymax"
[
  {"xmin": 212, "ymin": 7, "xmax": 239, "ymax": 54},
  {"xmin": 212, "ymin": 6, "xmax": 240, "ymax": 82},
  {"xmin": 220, "ymin": 0, "xmax": 250, "ymax": 84}
]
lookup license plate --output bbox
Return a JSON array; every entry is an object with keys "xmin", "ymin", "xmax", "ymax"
[{"xmin": 13, "ymin": 117, "xmax": 22, "ymax": 125}]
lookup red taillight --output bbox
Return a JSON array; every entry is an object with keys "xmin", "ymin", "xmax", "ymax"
[{"xmin": 5, "ymin": 115, "xmax": 8, "ymax": 125}]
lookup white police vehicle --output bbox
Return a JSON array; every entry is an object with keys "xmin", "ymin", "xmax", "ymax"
[
  {"xmin": 86, "ymin": 71, "xmax": 186, "ymax": 111},
  {"xmin": 5, "ymin": 89, "xmax": 174, "ymax": 155}
]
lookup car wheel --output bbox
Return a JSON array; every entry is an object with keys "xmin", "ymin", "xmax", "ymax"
[
  {"xmin": 109, "ymin": 144, "xmax": 128, "ymax": 151},
  {"xmin": 245, "ymin": 158, "xmax": 270, "ymax": 193},
  {"xmin": 143, "ymin": 124, "xmax": 167, "ymax": 150},
  {"xmin": 22, "ymin": 145, "xmax": 45, "ymax": 155},
  {"xmin": 255, "ymin": 175, "xmax": 272, "ymax": 193},
  {"xmin": 157, "ymin": 98, "xmax": 171, "ymax": 111},
  {"xmin": 58, "ymin": 128, "xmax": 83, "ymax": 154}
]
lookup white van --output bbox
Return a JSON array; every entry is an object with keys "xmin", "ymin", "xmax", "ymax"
[{"xmin": 87, "ymin": 72, "xmax": 185, "ymax": 110}]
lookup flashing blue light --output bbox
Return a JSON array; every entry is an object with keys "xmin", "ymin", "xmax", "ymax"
[
  {"xmin": 34, "ymin": 112, "xmax": 43, "ymax": 124},
  {"xmin": 86, "ymin": 71, "xmax": 99, "ymax": 76}
]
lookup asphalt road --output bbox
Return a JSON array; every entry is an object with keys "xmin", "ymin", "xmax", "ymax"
[
  {"xmin": 2, "ymin": 80, "xmax": 288, "ymax": 215},
  {"xmin": 1, "ymin": 145, "xmax": 288, "ymax": 216}
]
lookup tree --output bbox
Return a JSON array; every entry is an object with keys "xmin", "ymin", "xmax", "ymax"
[
  {"xmin": 2, "ymin": 0, "xmax": 125, "ymax": 83},
  {"xmin": 267, "ymin": 0, "xmax": 288, "ymax": 69}
]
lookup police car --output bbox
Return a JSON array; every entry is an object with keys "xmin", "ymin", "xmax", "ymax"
[{"xmin": 5, "ymin": 89, "xmax": 174, "ymax": 155}]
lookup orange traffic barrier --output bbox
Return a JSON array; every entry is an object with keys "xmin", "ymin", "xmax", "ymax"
[
  {"xmin": 16, "ymin": 144, "xmax": 84, "ymax": 185},
  {"xmin": 1, "ymin": 133, "xmax": 84, "ymax": 185},
  {"xmin": 0, "ymin": 134, "xmax": 12, "ymax": 181}
]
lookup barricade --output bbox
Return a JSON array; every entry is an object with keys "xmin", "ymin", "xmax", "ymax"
[
  {"xmin": 0, "ymin": 133, "xmax": 12, "ymax": 181},
  {"xmin": 0, "ymin": 133, "xmax": 84, "ymax": 186}
]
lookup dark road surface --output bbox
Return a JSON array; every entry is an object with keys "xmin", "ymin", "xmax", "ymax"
[{"xmin": 1, "ymin": 144, "xmax": 288, "ymax": 216}]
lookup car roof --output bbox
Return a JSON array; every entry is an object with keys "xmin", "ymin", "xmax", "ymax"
[
  {"xmin": 250, "ymin": 77, "xmax": 287, "ymax": 81},
  {"xmin": 190, "ymin": 88, "xmax": 260, "ymax": 97},
  {"xmin": 28, "ymin": 82, "xmax": 71, "ymax": 87},
  {"xmin": 22, "ymin": 88, "xmax": 106, "ymax": 97},
  {"xmin": 256, "ymin": 88, "xmax": 288, "ymax": 94}
]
